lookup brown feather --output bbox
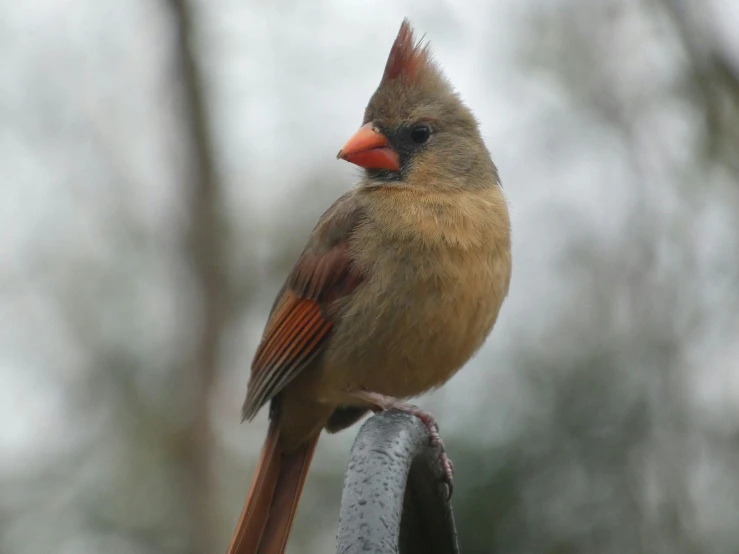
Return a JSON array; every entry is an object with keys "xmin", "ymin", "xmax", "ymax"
[
  {"xmin": 242, "ymin": 197, "xmax": 365, "ymax": 421},
  {"xmin": 227, "ymin": 420, "xmax": 318, "ymax": 554},
  {"xmin": 258, "ymin": 436, "xmax": 318, "ymax": 554},
  {"xmin": 227, "ymin": 420, "xmax": 280, "ymax": 554}
]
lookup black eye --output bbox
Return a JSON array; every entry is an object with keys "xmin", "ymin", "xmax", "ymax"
[{"xmin": 409, "ymin": 124, "xmax": 431, "ymax": 144}]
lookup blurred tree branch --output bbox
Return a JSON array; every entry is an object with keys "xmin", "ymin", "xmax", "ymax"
[
  {"xmin": 166, "ymin": 0, "xmax": 226, "ymax": 551},
  {"xmin": 656, "ymin": 0, "xmax": 739, "ymax": 173}
]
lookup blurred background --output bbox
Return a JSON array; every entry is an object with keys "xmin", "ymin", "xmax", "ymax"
[{"xmin": 2, "ymin": 0, "xmax": 739, "ymax": 552}]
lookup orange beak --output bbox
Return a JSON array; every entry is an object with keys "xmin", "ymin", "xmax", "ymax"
[{"xmin": 337, "ymin": 123, "xmax": 400, "ymax": 171}]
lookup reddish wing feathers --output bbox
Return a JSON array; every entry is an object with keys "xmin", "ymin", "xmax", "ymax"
[
  {"xmin": 242, "ymin": 204, "xmax": 364, "ymax": 421},
  {"xmin": 244, "ymin": 292, "xmax": 332, "ymax": 421},
  {"xmin": 382, "ymin": 18, "xmax": 432, "ymax": 84}
]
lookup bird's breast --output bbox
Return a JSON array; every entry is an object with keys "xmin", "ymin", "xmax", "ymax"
[{"xmin": 321, "ymin": 226, "xmax": 510, "ymax": 400}]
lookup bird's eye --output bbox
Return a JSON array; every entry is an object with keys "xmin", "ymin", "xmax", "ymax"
[{"xmin": 409, "ymin": 124, "xmax": 431, "ymax": 144}]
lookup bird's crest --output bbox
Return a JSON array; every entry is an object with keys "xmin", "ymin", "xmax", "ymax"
[{"xmin": 381, "ymin": 19, "xmax": 434, "ymax": 84}]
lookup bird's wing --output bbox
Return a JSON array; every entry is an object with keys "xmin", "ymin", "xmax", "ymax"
[{"xmin": 241, "ymin": 194, "xmax": 364, "ymax": 420}]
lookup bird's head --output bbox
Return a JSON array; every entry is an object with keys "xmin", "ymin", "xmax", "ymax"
[{"xmin": 338, "ymin": 19, "xmax": 497, "ymax": 191}]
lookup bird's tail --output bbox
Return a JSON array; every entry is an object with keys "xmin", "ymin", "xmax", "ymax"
[{"xmin": 227, "ymin": 419, "xmax": 319, "ymax": 554}]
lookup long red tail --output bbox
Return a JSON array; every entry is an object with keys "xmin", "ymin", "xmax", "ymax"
[{"xmin": 227, "ymin": 420, "xmax": 319, "ymax": 554}]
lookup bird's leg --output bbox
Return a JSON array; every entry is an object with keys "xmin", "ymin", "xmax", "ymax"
[{"xmin": 350, "ymin": 390, "xmax": 455, "ymax": 498}]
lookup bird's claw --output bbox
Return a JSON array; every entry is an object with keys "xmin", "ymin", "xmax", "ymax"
[
  {"xmin": 393, "ymin": 404, "xmax": 455, "ymax": 499},
  {"xmin": 349, "ymin": 391, "xmax": 455, "ymax": 497}
]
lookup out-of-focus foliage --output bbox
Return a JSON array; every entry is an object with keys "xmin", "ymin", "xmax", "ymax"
[{"xmin": 0, "ymin": 0, "xmax": 737, "ymax": 553}]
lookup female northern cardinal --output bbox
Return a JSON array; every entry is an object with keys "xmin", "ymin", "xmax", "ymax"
[{"xmin": 227, "ymin": 18, "xmax": 511, "ymax": 554}]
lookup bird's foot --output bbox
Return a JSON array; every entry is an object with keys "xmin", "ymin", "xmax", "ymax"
[{"xmin": 350, "ymin": 390, "xmax": 455, "ymax": 498}]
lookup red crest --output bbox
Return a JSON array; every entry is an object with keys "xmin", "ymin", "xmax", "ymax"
[{"xmin": 382, "ymin": 19, "xmax": 432, "ymax": 84}]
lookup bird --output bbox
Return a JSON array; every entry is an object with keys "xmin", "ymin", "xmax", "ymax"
[{"xmin": 226, "ymin": 18, "xmax": 511, "ymax": 554}]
